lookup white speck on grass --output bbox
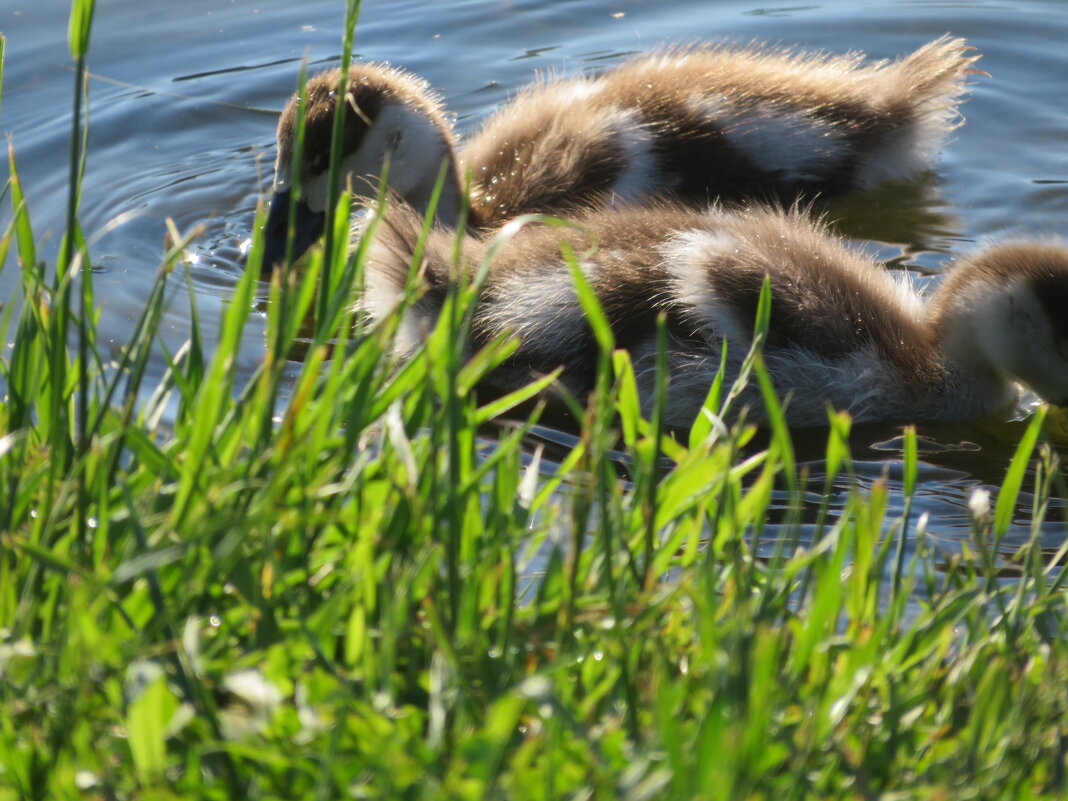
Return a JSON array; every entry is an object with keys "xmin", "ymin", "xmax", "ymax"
[
  {"xmin": 74, "ymin": 771, "xmax": 99, "ymax": 790},
  {"xmin": 519, "ymin": 676, "xmax": 552, "ymax": 700},
  {"xmin": 223, "ymin": 669, "xmax": 283, "ymax": 721},
  {"xmin": 969, "ymin": 488, "xmax": 991, "ymax": 519}
]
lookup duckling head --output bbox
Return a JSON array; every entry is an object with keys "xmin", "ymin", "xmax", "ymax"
[
  {"xmin": 934, "ymin": 244, "xmax": 1068, "ymax": 409},
  {"xmin": 261, "ymin": 62, "xmax": 460, "ymax": 273}
]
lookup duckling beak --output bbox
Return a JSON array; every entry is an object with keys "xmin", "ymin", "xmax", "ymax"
[{"xmin": 259, "ymin": 189, "xmax": 325, "ymax": 275}]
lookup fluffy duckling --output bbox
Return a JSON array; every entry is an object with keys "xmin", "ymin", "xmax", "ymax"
[
  {"xmin": 359, "ymin": 203, "xmax": 1068, "ymax": 428},
  {"xmin": 261, "ymin": 37, "xmax": 978, "ymax": 270}
]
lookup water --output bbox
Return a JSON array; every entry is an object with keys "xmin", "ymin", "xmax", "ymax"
[{"xmin": 2, "ymin": 0, "xmax": 1067, "ymax": 572}]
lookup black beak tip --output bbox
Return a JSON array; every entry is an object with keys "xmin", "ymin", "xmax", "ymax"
[{"xmin": 254, "ymin": 190, "xmax": 326, "ymax": 277}]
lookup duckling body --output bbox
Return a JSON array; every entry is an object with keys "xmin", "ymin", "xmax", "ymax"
[
  {"xmin": 263, "ymin": 37, "xmax": 977, "ymax": 269},
  {"xmin": 463, "ymin": 37, "xmax": 975, "ymax": 223},
  {"xmin": 360, "ymin": 204, "xmax": 1068, "ymax": 427}
]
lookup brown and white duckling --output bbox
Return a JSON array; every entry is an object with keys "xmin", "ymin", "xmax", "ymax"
[
  {"xmin": 261, "ymin": 36, "xmax": 978, "ymax": 270},
  {"xmin": 359, "ymin": 203, "xmax": 1068, "ymax": 428}
]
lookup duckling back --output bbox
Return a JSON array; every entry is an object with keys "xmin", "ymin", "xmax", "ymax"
[{"xmin": 462, "ymin": 36, "xmax": 978, "ymax": 225}]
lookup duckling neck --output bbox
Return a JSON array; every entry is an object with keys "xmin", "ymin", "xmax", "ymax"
[
  {"xmin": 401, "ymin": 160, "xmax": 463, "ymax": 228},
  {"xmin": 931, "ymin": 281, "xmax": 1022, "ymax": 413},
  {"xmin": 369, "ymin": 103, "xmax": 462, "ymax": 227}
]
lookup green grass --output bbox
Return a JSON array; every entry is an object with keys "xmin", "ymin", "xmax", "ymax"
[{"xmin": 3, "ymin": 4, "xmax": 1068, "ymax": 799}]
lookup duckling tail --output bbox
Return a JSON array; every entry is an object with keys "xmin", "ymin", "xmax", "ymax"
[
  {"xmin": 890, "ymin": 35, "xmax": 980, "ymax": 129},
  {"xmin": 853, "ymin": 35, "xmax": 980, "ymax": 189}
]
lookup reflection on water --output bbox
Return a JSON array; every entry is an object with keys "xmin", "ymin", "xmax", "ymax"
[
  {"xmin": 823, "ymin": 173, "xmax": 963, "ymax": 263},
  {"xmin": 2, "ymin": 0, "xmax": 1067, "ymax": 576}
]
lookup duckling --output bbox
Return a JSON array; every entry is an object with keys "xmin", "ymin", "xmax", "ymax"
[
  {"xmin": 261, "ymin": 36, "xmax": 978, "ymax": 270},
  {"xmin": 359, "ymin": 202, "xmax": 1068, "ymax": 428}
]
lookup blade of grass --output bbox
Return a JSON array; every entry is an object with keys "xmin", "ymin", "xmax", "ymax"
[
  {"xmin": 169, "ymin": 243, "xmax": 258, "ymax": 527},
  {"xmin": 318, "ymin": 0, "xmax": 362, "ymax": 322},
  {"xmin": 642, "ymin": 315, "xmax": 669, "ymax": 589},
  {"xmin": 60, "ymin": 0, "xmax": 96, "ymax": 557},
  {"xmin": 892, "ymin": 425, "xmax": 918, "ymax": 598},
  {"xmin": 0, "ymin": 35, "xmax": 6, "ymax": 118},
  {"xmin": 473, "ymin": 370, "xmax": 560, "ymax": 426},
  {"xmin": 688, "ymin": 341, "xmax": 728, "ymax": 449},
  {"xmin": 994, "ymin": 406, "xmax": 1046, "ymax": 537}
]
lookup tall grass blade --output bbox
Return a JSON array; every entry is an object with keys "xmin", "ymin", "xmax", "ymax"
[
  {"xmin": 568, "ymin": 242, "xmax": 613, "ymax": 353},
  {"xmin": 994, "ymin": 406, "xmax": 1047, "ymax": 536},
  {"xmin": 689, "ymin": 342, "xmax": 728, "ymax": 449},
  {"xmin": 750, "ymin": 281, "xmax": 796, "ymax": 495},
  {"xmin": 8, "ymin": 143, "xmax": 37, "ymax": 277},
  {"xmin": 277, "ymin": 62, "xmax": 310, "ymax": 278},
  {"xmin": 319, "ymin": 0, "xmax": 362, "ymax": 322},
  {"xmin": 58, "ymin": 0, "xmax": 97, "ymax": 552},
  {"xmin": 892, "ymin": 425, "xmax": 918, "ymax": 596},
  {"xmin": 170, "ymin": 252, "xmax": 257, "ymax": 526},
  {"xmin": 0, "ymin": 35, "xmax": 6, "ymax": 117},
  {"xmin": 642, "ymin": 315, "xmax": 669, "ymax": 588},
  {"xmin": 67, "ymin": 0, "xmax": 95, "ymax": 59}
]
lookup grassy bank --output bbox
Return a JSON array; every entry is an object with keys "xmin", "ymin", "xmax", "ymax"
[{"xmin": 3, "ymin": 4, "xmax": 1068, "ymax": 799}]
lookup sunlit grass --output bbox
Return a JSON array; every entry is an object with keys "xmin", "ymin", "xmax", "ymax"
[{"xmin": 2, "ymin": 2, "xmax": 1068, "ymax": 799}]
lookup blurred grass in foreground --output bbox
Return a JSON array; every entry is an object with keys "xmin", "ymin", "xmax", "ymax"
[{"xmin": 3, "ymin": 3, "xmax": 1068, "ymax": 798}]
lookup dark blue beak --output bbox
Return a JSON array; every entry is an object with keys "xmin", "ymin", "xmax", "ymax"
[{"xmin": 258, "ymin": 188, "xmax": 326, "ymax": 276}]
